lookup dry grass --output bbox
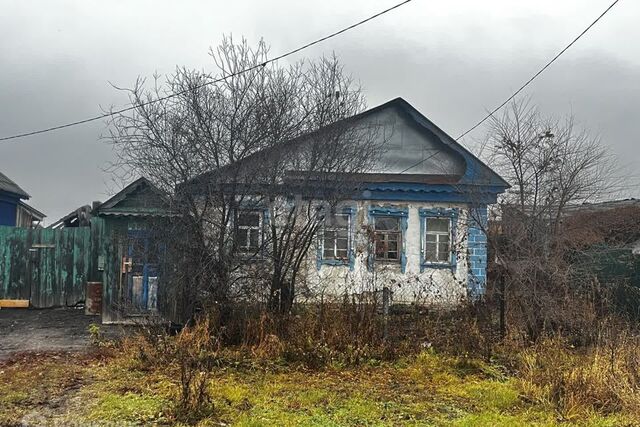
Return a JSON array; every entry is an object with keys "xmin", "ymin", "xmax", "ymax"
[
  {"xmin": 1, "ymin": 330, "xmax": 639, "ymax": 426},
  {"xmin": 515, "ymin": 336, "xmax": 640, "ymax": 422}
]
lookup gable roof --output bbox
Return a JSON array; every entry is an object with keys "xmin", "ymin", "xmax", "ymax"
[
  {"xmin": 96, "ymin": 177, "xmax": 174, "ymax": 217},
  {"xmin": 351, "ymin": 97, "xmax": 509, "ymax": 187},
  {"xmin": 186, "ymin": 98, "xmax": 509, "ymax": 193},
  {"xmin": 0, "ymin": 171, "xmax": 30, "ymax": 199}
]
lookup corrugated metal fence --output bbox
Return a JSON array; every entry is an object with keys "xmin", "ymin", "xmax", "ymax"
[{"xmin": 0, "ymin": 226, "xmax": 94, "ymax": 307}]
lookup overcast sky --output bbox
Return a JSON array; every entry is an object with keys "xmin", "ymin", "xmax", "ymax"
[{"xmin": 0, "ymin": 0, "xmax": 637, "ymax": 223}]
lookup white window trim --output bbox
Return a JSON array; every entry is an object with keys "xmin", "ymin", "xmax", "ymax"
[{"xmin": 322, "ymin": 213, "xmax": 351, "ymax": 261}]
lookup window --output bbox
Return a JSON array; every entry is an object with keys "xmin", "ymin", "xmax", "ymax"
[
  {"xmin": 425, "ymin": 217, "xmax": 451, "ymax": 263},
  {"xmin": 322, "ymin": 213, "xmax": 350, "ymax": 260},
  {"xmin": 374, "ymin": 216, "xmax": 401, "ymax": 261},
  {"xmin": 236, "ymin": 211, "xmax": 261, "ymax": 252}
]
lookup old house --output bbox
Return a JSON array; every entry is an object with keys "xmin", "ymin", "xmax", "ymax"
[
  {"xmin": 92, "ymin": 178, "xmax": 174, "ymax": 323},
  {"xmin": 0, "ymin": 171, "xmax": 45, "ymax": 228},
  {"xmin": 185, "ymin": 98, "xmax": 509, "ymax": 305},
  {"xmin": 91, "ymin": 98, "xmax": 508, "ymax": 323}
]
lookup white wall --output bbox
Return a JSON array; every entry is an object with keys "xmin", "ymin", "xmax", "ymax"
[{"xmin": 305, "ymin": 200, "xmax": 471, "ymax": 306}]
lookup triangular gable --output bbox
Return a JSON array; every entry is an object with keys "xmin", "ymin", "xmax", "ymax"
[
  {"xmin": 97, "ymin": 178, "xmax": 173, "ymax": 217},
  {"xmin": 184, "ymin": 97, "xmax": 509, "ymax": 194},
  {"xmin": 346, "ymin": 98, "xmax": 509, "ymax": 188}
]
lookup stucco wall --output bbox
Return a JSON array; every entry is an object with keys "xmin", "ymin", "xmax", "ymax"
[{"xmin": 305, "ymin": 200, "xmax": 483, "ymax": 306}]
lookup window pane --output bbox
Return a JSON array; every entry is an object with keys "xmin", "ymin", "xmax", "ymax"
[
  {"xmin": 336, "ymin": 249, "xmax": 348, "ymax": 259},
  {"xmin": 336, "ymin": 238, "xmax": 348, "ymax": 250},
  {"xmin": 388, "ymin": 240, "xmax": 398, "ymax": 252},
  {"xmin": 336, "ymin": 230, "xmax": 349, "ymax": 240},
  {"xmin": 426, "ymin": 234, "xmax": 437, "ymax": 243},
  {"xmin": 387, "ymin": 251, "xmax": 398, "ymax": 259},
  {"xmin": 238, "ymin": 212, "xmax": 260, "ymax": 226},
  {"xmin": 425, "ymin": 242, "xmax": 438, "ymax": 262},
  {"xmin": 237, "ymin": 229, "xmax": 248, "ymax": 251},
  {"xmin": 249, "ymin": 229, "xmax": 259, "ymax": 249},
  {"xmin": 375, "ymin": 216, "xmax": 400, "ymax": 231},
  {"xmin": 323, "ymin": 247, "xmax": 334, "ymax": 258},
  {"xmin": 427, "ymin": 218, "xmax": 449, "ymax": 233},
  {"xmin": 327, "ymin": 214, "xmax": 349, "ymax": 228},
  {"xmin": 375, "ymin": 239, "xmax": 387, "ymax": 257},
  {"xmin": 323, "ymin": 230, "xmax": 336, "ymax": 247},
  {"xmin": 438, "ymin": 250, "xmax": 449, "ymax": 262},
  {"xmin": 440, "ymin": 234, "xmax": 450, "ymax": 243}
]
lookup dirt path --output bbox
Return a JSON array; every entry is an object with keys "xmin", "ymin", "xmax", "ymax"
[{"xmin": 0, "ymin": 308, "xmax": 120, "ymax": 361}]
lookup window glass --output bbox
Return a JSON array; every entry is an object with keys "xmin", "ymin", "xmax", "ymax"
[
  {"xmin": 237, "ymin": 211, "xmax": 261, "ymax": 252},
  {"xmin": 238, "ymin": 212, "xmax": 260, "ymax": 227},
  {"xmin": 374, "ymin": 216, "xmax": 401, "ymax": 262},
  {"xmin": 323, "ymin": 213, "xmax": 350, "ymax": 260},
  {"xmin": 425, "ymin": 217, "xmax": 451, "ymax": 263}
]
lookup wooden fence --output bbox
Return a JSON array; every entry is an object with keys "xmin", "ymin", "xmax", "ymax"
[{"xmin": 0, "ymin": 226, "xmax": 96, "ymax": 308}]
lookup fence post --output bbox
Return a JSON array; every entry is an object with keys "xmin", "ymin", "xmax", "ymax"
[{"xmin": 382, "ymin": 286, "xmax": 390, "ymax": 341}]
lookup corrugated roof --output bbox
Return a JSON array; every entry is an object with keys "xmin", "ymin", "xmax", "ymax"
[{"xmin": 0, "ymin": 171, "xmax": 30, "ymax": 198}]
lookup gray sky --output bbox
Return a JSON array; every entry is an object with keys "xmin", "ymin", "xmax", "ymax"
[{"xmin": 1, "ymin": 0, "xmax": 638, "ymax": 223}]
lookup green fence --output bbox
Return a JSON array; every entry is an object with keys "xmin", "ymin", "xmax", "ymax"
[{"xmin": 0, "ymin": 226, "xmax": 95, "ymax": 308}]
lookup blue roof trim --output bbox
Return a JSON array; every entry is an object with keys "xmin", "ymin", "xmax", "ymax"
[
  {"xmin": 363, "ymin": 183, "xmax": 506, "ymax": 194},
  {"xmin": 357, "ymin": 183, "xmax": 503, "ymax": 204}
]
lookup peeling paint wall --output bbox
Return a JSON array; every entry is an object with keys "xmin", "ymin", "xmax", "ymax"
[
  {"xmin": 306, "ymin": 200, "xmax": 481, "ymax": 306},
  {"xmin": 0, "ymin": 225, "xmax": 95, "ymax": 307}
]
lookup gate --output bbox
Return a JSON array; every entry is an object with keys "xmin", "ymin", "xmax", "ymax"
[{"xmin": 0, "ymin": 226, "xmax": 95, "ymax": 307}]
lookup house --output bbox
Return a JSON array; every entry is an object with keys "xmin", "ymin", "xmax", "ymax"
[
  {"xmin": 93, "ymin": 98, "xmax": 508, "ymax": 323},
  {"xmin": 563, "ymin": 198, "xmax": 640, "ymax": 285},
  {"xmin": 186, "ymin": 98, "xmax": 508, "ymax": 304},
  {"xmin": 91, "ymin": 178, "xmax": 175, "ymax": 323},
  {"xmin": 0, "ymin": 171, "xmax": 45, "ymax": 227},
  {"xmin": 49, "ymin": 202, "xmax": 100, "ymax": 229}
]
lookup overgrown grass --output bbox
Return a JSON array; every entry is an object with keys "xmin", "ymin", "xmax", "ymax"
[{"xmin": 2, "ymin": 339, "xmax": 639, "ymax": 426}]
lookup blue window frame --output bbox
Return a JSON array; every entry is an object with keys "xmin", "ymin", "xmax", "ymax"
[
  {"xmin": 419, "ymin": 208, "xmax": 458, "ymax": 272},
  {"xmin": 368, "ymin": 206, "xmax": 408, "ymax": 273},
  {"xmin": 317, "ymin": 207, "xmax": 355, "ymax": 270}
]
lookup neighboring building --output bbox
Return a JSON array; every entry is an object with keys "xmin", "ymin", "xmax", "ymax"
[
  {"xmin": 49, "ymin": 203, "xmax": 100, "ymax": 229},
  {"xmin": 92, "ymin": 178, "xmax": 174, "ymax": 323},
  {"xmin": 0, "ymin": 171, "xmax": 45, "ymax": 227}
]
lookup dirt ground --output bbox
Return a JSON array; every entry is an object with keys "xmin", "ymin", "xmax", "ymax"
[{"xmin": 0, "ymin": 308, "xmax": 121, "ymax": 360}]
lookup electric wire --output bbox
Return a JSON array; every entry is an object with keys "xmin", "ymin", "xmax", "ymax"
[
  {"xmin": 400, "ymin": 0, "xmax": 621, "ymax": 174},
  {"xmin": 0, "ymin": 0, "xmax": 413, "ymax": 142}
]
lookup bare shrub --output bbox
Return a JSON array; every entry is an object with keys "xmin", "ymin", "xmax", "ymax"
[
  {"xmin": 516, "ymin": 326, "xmax": 640, "ymax": 419},
  {"xmin": 483, "ymin": 97, "xmax": 625, "ymax": 342}
]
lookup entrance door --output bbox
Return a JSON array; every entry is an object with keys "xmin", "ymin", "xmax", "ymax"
[{"xmin": 123, "ymin": 230, "xmax": 159, "ymax": 314}]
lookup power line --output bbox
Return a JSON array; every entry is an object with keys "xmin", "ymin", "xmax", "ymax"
[
  {"xmin": 0, "ymin": 0, "xmax": 413, "ymax": 142},
  {"xmin": 400, "ymin": 0, "xmax": 621, "ymax": 174}
]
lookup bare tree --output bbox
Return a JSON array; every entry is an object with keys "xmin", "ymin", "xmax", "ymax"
[
  {"xmin": 106, "ymin": 36, "xmax": 383, "ymax": 322},
  {"xmin": 484, "ymin": 98, "xmax": 621, "ymax": 340}
]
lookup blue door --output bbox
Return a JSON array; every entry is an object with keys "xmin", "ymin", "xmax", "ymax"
[{"xmin": 125, "ymin": 230, "xmax": 159, "ymax": 313}]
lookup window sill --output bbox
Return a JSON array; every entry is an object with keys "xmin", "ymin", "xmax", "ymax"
[
  {"xmin": 421, "ymin": 262, "xmax": 455, "ymax": 270},
  {"xmin": 320, "ymin": 259, "xmax": 350, "ymax": 267},
  {"xmin": 374, "ymin": 259, "xmax": 402, "ymax": 264}
]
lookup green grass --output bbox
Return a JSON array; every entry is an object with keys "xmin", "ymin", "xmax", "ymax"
[
  {"xmin": 1, "ymin": 348, "xmax": 638, "ymax": 426},
  {"xmin": 87, "ymin": 392, "xmax": 169, "ymax": 424}
]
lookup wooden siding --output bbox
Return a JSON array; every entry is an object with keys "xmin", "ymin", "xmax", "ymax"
[{"xmin": 0, "ymin": 225, "xmax": 96, "ymax": 307}]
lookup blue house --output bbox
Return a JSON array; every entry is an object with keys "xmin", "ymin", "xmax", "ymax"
[{"xmin": 0, "ymin": 171, "xmax": 45, "ymax": 227}]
